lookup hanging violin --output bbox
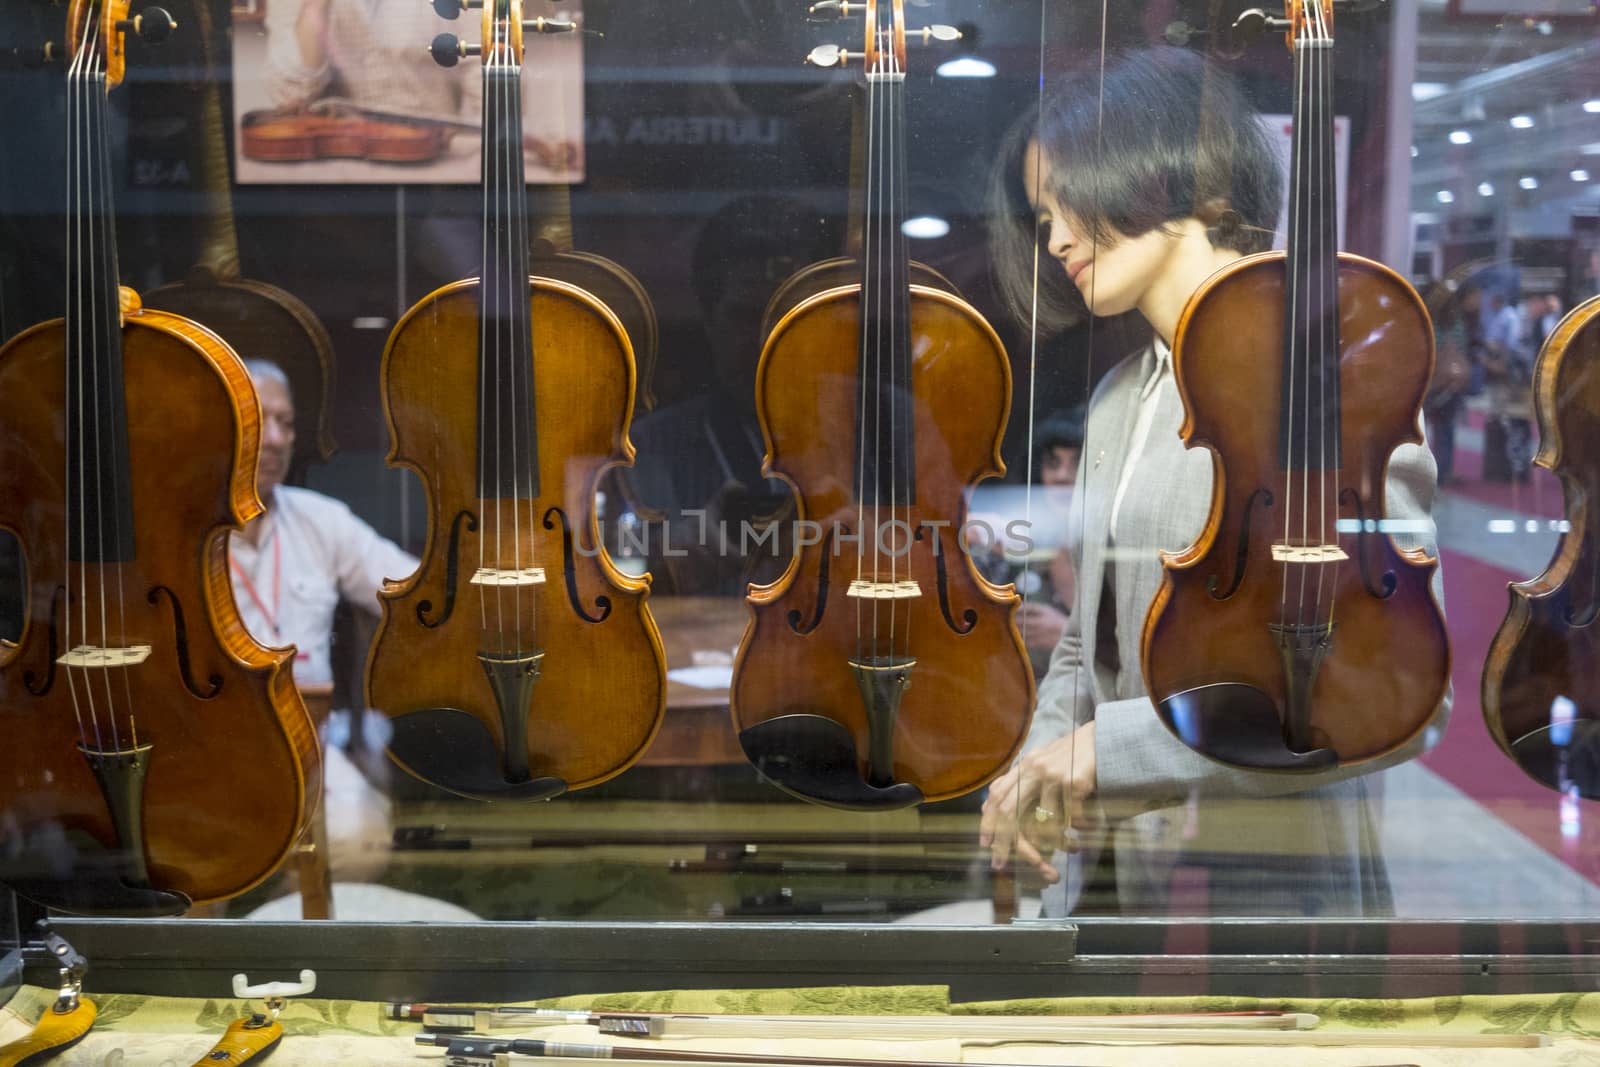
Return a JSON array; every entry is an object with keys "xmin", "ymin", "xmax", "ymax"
[
  {"xmin": 1141, "ymin": 0, "xmax": 1449, "ymax": 770},
  {"xmin": 729, "ymin": 0, "xmax": 1033, "ymax": 811},
  {"xmin": 0, "ymin": 0, "xmax": 319, "ymax": 914},
  {"xmin": 1482, "ymin": 294, "xmax": 1600, "ymax": 800},
  {"xmin": 367, "ymin": 0, "xmax": 666, "ymax": 801},
  {"xmin": 144, "ymin": 0, "xmax": 338, "ymax": 488}
]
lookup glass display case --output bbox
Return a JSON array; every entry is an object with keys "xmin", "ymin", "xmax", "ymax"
[{"xmin": 1, "ymin": 0, "xmax": 1599, "ymax": 1061}]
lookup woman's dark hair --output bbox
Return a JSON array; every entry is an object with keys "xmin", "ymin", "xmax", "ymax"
[{"xmin": 989, "ymin": 47, "xmax": 1282, "ymax": 333}]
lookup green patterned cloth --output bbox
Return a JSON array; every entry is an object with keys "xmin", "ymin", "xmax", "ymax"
[{"xmin": 4, "ymin": 984, "xmax": 1599, "ymax": 1065}]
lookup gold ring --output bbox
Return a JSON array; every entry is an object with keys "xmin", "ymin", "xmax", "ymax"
[{"xmin": 1033, "ymin": 806, "xmax": 1055, "ymax": 823}]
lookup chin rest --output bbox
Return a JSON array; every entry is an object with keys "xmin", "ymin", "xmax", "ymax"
[
  {"xmin": 739, "ymin": 713, "xmax": 924, "ymax": 811},
  {"xmin": 1509, "ymin": 719, "xmax": 1600, "ymax": 801},
  {"xmin": 387, "ymin": 708, "xmax": 567, "ymax": 802},
  {"xmin": 0, "ymin": 826, "xmax": 190, "ymax": 916},
  {"xmin": 1155, "ymin": 682, "xmax": 1338, "ymax": 771}
]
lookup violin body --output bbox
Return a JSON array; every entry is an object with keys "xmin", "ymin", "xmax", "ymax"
[
  {"xmin": 1143, "ymin": 253, "xmax": 1449, "ymax": 767},
  {"xmin": 731, "ymin": 281, "xmax": 1034, "ymax": 806},
  {"xmin": 1483, "ymin": 294, "xmax": 1600, "ymax": 799},
  {"xmin": 367, "ymin": 278, "xmax": 666, "ymax": 800},
  {"xmin": 241, "ymin": 109, "xmax": 448, "ymax": 164},
  {"xmin": 0, "ymin": 303, "xmax": 320, "ymax": 908}
]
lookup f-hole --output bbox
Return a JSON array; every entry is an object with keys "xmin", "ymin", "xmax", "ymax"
[
  {"xmin": 418, "ymin": 509, "xmax": 478, "ymax": 628},
  {"xmin": 787, "ymin": 524, "xmax": 840, "ymax": 635},
  {"xmin": 22, "ymin": 585, "xmax": 63, "ymax": 697},
  {"xmin": 914, "ymin": 525, "xmax": 976, "ymax": 634},
  {"xmin": 147, "ymin": 586, "xmax": 224, "ymax": 699},
  {"xmin": 1208, "ymin": 488, "xmax": 1274, "ymax": 600},
  {"xmin": 543, "ymin": 506, "xmax": 611, "ymax": 623},
  {"xmin": 1339, "ymin": 488, "xmax": 1397, "ymax": 600}
]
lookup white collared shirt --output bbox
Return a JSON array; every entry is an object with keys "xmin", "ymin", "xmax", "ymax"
[
  {"xmin": 1109, "ymin": 337, "xmax": 1174, "ymax": 537},
  {"xmin": 227, "ymin": 485, "xmax": 417, "ymax": 686}
]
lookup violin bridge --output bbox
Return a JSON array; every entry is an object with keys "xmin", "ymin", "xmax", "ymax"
[
  {"xmin": 56, "ymin": 645, "xmax": 152, "ymax": 669},
  {"xmin": 847, "ymin": 580, "xmax": 922, "ymax": 600},
  {"xmin": 1270, "ymin": 543, "xmax": 1347, "ymax": 564},
  {"xmin": 470, "ymin": 567, "xmax": 547, "ymax": 587}
]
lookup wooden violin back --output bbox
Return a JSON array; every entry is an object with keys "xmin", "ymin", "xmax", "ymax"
[{"xmin": 1482, "ymin": 294, "xmax": 1600, "ymax": 800}]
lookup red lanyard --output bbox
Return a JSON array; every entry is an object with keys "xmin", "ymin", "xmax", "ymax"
[{"xmin": 230, "ymin": 531, "xmax": 281, "ymax": 640}]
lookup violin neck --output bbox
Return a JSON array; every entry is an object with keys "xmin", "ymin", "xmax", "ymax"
[
  {"xmin": 1278, "ymin": 24, "xmax": 1343, "ymax": 474},
  {"xmin": 477, "ymin": 59, "xmax": 541, "ymax": 500},
  {"xmin": 65, "ymin": 52, "xmax": 138, "ymax": 564},
  {"xmin": 855, "ymin": 68, "xmax": 916, "ymax": 509}
]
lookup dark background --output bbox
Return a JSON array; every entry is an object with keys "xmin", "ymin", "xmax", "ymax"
[{"xmin": 0, "ymin": 0, "xmax": 1398, "ymax": 565}]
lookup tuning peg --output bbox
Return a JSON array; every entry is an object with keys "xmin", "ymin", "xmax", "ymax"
[
  {"xmin": 805, "ymin": 43, "xmax": 862, "ymax": 67},
  {"xmin": 429, "ymin": 32, "xmax": 479, "ymax": 67},
  {"xmin": 909, "ymin": 24, "xmax": 960, "ymax": 45},
  {"xmin": 8, "ymin": 41, "xmax": 60, "ymax": 68},
  {"xmin": 523, "ymin": 16, "xmax": 598, "ymax": 36},
  {"xmin": 115, "ymin": 7, "xmax": 176, "ymax": 44},
  {"xmin": 807, "ymin": 1, "xmax": 863, "ymax": 21},
  {"xmin": 1232, "ymin": 8, "xmax": 1292, "ymax": 36},
  {"xmin": 432, "ymin": 0, "xmax": 482, "ymax": 19}
]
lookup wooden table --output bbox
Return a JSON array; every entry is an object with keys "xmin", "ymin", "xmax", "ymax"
[{"xmin": 642, "ymin": 596, "xmax": 749, "ymax": 767}]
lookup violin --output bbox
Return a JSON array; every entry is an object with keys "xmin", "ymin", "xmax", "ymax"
[
  {"xmin": 729, "ymin": 0, "xmax": 1033, "ymax": 811},
  {"xmin": 1482, "ymin": 294, "xmax": 1600, "ymax": 800},
  {"xmin": 0, "ymin": 1, "xmax": 319, "ymax": 914},
  {"xmin": 1141, "ymin": 0, "xmax": 1449, "ymax": 770},
  {"xmin": 145, "ymin": 0, "xmax": 338, "ymax": 486},
  {"xmin": 240, "ymin": 103, "xmax": 451, "ymax": 165},
  {"xmin": 366, "ymin": 0, "xmax": 666, "ymax": 800}
]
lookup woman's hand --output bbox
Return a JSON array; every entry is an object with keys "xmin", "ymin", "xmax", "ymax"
[
  {"xmin": 1015, "ymin": 601, "xmax": 1068, "ymax": 652},
  {"xmin": 978, "ymin": 721, "xmax": 1096, "ymax": 883}
]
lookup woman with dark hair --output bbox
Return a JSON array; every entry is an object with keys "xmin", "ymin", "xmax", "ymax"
[{"xmin": 978, "ymin": 48, "xmax": 1447, "ymax": 917}]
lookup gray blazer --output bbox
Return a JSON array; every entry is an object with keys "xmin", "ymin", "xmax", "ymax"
[{"xmin": 1029, "ymin": 342, "xmax": 1450, "ymax": 917}]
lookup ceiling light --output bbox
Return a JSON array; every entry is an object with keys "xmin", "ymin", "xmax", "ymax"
[
  {"xmin": 1509, "ymin": 115, "xmax": 1535, "ymax": 129},
  {"xmin": 1574, "ymin": 170, "xmax": 1592, "ymax": 183},
  {"xmin": 1585, "ymin": 100, "xmax": 1600, "ymax": 114},
  {"xmin": 1410, "ymin": 144, "xmax": 1419, "ymax": 158},
  {"xmin": 1436, "ymin": 190, "xmax": 1455, "ymax": 204},
  {"xmin": 901, "ymin": 215, "xmax": 950, "ymax": 239},
  {"xmin": 1520, "ymin": 176, "xmax": 1539, "ymax": 190},
  {"xmin": 1411, "ymin": 82, "xmax": 1447, "ymax": 102},
  {"xmin": 1478, "ymin": 182, "xmax": 1495, "ymax": 197},
  {"xmin": 935, "ymin": 56, "xmax": 996, "ymax": 78},
  {"xmin": 1449, "ymin": 130, "xmax": 1473, "ymax": 145}
]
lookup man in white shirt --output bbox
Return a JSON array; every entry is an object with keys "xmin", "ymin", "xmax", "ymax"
[
  {"xmin": 229, "ymin": 361, "xmax": 416, "ymax": 687},
  {"xmin": 229, "ymin": 359, "xmax": 417, "ymax": 887}
]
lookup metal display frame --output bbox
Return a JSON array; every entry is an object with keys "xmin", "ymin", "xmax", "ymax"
[{"xmin": 28, "ymin": 918, "xmax": 1600, "ymax": 1004}]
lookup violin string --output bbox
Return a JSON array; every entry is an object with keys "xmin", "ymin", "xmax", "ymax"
[
  {"xmin": 95, "ymin": 12, "xmax": 138, "ymax": 738},
  {"xmin": 492, "ymin": 19, "xmax": 507, "ymax": 660},
  {"xmin": 883, "ymin": 24, "xmax": 896, "ymax": 659},
  {"xmin": 1313, "ymin": 5, "xmax": 1330, "ymax": 628},
  {"xmin": 871, "ymin": 26, "xmax": 885, "ymax": 666},
  {"xmin": 87, "ymin": 23, "xmax": 122, "ymax": 751},
  {"xmin": 63, "ymin": 16, "xmax": 91, "ymax": 752},
  {"xmin": 855, "ymin": 36, "xmax": 874, "ymax": 670},
  {"xmin": 477, "ymin": 27, "xmax": 491, "ymax": 640},
  {"xmin": 1282, "ymin": 17, "xmax": 1304, "ymax": 633},
  {"xmin": 1322, "ymin": 8, "xmax": 1342, "ymax": 638},
  {"xmin": 502, "ymin": 24, "xmax": 525, "ymax": 660}
]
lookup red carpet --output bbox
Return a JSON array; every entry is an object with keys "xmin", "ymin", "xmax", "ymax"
[{"xmin": 1423, "ymin": 543, "xmax": 1600, "ymax": 885}]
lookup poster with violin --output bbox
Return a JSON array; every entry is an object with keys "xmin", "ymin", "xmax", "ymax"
[{"xmin": 229, "ymin": 0, "xmax": 585, "ymax": 183}]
